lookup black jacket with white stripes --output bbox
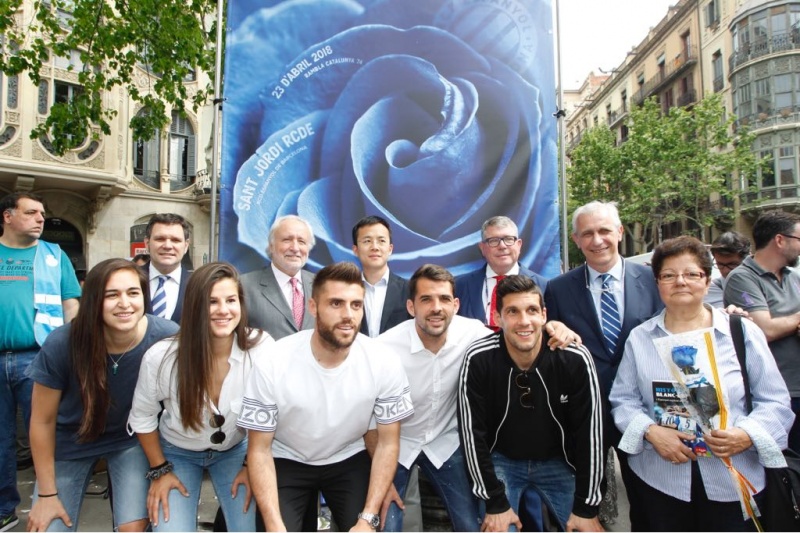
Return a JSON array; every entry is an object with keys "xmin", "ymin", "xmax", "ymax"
[{"xmin": 457, "ymin": 331, "xmax": 604, "ymax": 518}]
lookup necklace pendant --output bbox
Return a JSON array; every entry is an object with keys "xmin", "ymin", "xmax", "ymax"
[{"xmin": 112, "ymin": 362, "xmax": 118, "ymax": 375}]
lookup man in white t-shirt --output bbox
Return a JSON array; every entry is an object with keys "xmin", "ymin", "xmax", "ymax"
[{"xmin": 239, "ymin": 262, "xmax": 414, "ymax": 532}]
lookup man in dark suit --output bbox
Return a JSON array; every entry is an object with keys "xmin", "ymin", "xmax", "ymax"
[
  {"xmin": 351, "ymin": 215, "xmax": 409, "ymax": 337},
  {"xmin": 143, "ymin": 213, "xmax": 192, "ymax": 324},
  {"xmin": 544, "ymin": 201, "xmax": 662, "ymax": 528},
  {"xmin": 456, "ymin": 216, "xmax": 548, "ymax": 327},
  {"xmin": 242, "ymin": 215, "xmax": 316, "ymax": 340}
]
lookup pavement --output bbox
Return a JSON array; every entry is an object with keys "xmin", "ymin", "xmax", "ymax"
[{"xmin": 11, "ymin": 456, "xmax": 632, "ymax": 532}]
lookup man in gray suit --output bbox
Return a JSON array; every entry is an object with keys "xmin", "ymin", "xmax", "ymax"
[{"xmin": 242, "ymin": 215, "xmax": 316, "ymax": 340}]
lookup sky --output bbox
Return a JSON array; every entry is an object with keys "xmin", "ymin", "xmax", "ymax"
[{"xmin": 556, "ymin": 0, "xmax": 677, "ymax": 88}]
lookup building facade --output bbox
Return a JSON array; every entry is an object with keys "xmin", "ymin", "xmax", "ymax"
[
  {"xmin": 0, "ymin": 0, "xmax": 213, "ymax": 273},
  {"xmin": 565, "ymin": 0, "xmax": 800, "ymax": 243}
]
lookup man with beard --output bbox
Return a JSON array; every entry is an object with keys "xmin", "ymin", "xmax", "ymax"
[
  {"xmin": 239, "ymin": 262, "xmax": 414, "ymax": 532},
  {"xmin": 724, "ymin": 210, "xmax": 800, "ymax": 452}
]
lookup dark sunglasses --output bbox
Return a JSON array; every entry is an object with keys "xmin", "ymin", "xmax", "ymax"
[
  {"xmin": 210, "ymin": 413, "xmax": 226, "ymax": 445},
  {"xmin": 515, "ymin": 373, "xmax": 534, "ymax": 409}
]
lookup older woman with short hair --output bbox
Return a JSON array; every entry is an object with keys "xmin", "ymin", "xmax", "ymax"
[{"xmin": 609, "ymin": 236, "xmax": 793, "ymax": 531}]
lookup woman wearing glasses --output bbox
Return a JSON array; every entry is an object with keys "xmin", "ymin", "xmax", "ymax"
[
  {"xmin": 129, "ymin": 262, "xmax": 273, "ymax": 531},
  {"xmin": 609, "ymin": 236, "xmax": 793, "ymax": 531}
]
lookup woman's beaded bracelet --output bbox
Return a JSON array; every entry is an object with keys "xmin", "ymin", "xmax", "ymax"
[{"xmin": 145, "ymin": 461, "xmax": 174, "ymax": 481}]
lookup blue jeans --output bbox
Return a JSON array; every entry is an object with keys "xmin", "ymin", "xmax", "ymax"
[
  {"xmin": 0, "ymin": 349, "xmax": 36, "ymax": 516},
  {"xmin": 384, "ymin": 447, "xmax": 481, "ymax": 532},
  {"xmin": 32, "ymin": 442, "xmax": 150, "ymax": 531},
  {"xmin": 153, "ymin": 438, "xmax": 253, "ymax": 532},
  {"xmin": 491, "ymin": 451, "xmax": 575, "ymax": 530}
]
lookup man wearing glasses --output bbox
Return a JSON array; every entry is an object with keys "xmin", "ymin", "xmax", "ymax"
[
  {"xmin": 705, "ymin": 231, "xmax": 751, "ymax": 307},
  {"xmin": 455, "ymin": 216, "xmax": 548, "ymax": 329},
  {"xmin": 458, "ymin": 275, "xmax": 604, "ymax": 532},
  {"xmin": 724, "ymin": 210, "xmax": 800, "ymax": 453}
]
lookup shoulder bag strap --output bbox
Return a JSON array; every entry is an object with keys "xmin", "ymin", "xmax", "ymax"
[{"xmin": 730, "ymin": 314, "xmax": 753, "ymax": 413}]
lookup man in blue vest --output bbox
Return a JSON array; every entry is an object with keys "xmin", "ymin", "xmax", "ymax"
[{"xmin": 0, "ymin": 192, "xmax": 81, "ymax": 532}]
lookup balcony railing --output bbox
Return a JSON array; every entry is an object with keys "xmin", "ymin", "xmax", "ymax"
[
  {"xmin": 729, "ymin": 31, "xmax": 800, "ymax": 71},
  {"xmin": 677, "ymin": 89, "xmax": 697, "ymax": 107},
  {"xmin": 713, "ymin": 75, "xmax": 724, "ymax": 93},
  {"xmin": 607, "ymin": 105, "xmax": 628, "ymax": 128},
  {"xmin": 734, "ymin": 104, "xmax": 800, "ymax": 130},
  {"xmin": 633, "ymin": 46, "xmax": 698, "ymax": 105}
]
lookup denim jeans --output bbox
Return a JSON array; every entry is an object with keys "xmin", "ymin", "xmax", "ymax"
[
  {"xmin": 383, "ymin": 446, "xmax": 481, "ymax": 532},
  {"xmin": 32, "ymin": 442, "xmax": 150, "ymax": 531},
  {"xmin": 0, "ymin": 349, "xmax": 36, "ymax": 516},
  {"xmin": 491, "ymin": 451, "xmax": 575, "ymax": 531},
  {"xmin": 153, "ymin": 438, "xmax": 253, "ymax": 532}
]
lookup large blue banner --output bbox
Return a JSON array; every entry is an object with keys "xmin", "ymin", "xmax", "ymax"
[{"xmin": 220, "ymin": 0, "xmax": 560, "ymax": 278}]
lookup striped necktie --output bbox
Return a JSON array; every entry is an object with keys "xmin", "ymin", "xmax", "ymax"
[
  {"xmin": 151, "ymin": 275, "xmax": 170, "ymax": 318},
  {"xmin": 600, "ymin": 274, "xmax": 621, "ymax": 355}
]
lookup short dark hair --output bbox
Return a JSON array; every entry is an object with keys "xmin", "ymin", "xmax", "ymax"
[
  {"xmin": 752, "ymin": 210, "xmax": 800, "ymax": 250},
  {"xmin": 145, "ymin": 213, "xmax": 191, "ymax": 240},
  {"xmin": 311, "ymin": 262, "xmax": 364, "ymax": 299},
  {"xmin": 496, "ymin": 275, "xmax": 543, "ymax": 312},
  {"xmin": 408, "ymin": 264, "xmax": 455, "ymax": 300},
  {"xmin": 710, "ymin": 231, "xmax": 751, "ymax": 257},
  {"xmin": 132, "ymin": 253, "xmax": 149, "ymax": 263},
  {"xmin": 1, "ymin": 192, "xmax": 45, "ymax": 226},
  {"xmin": 651, "ymin": 236, "xmax": 713, "ymax": 279},
  {"xmin": 351, "ymin": 215, "xmax": 392, "ymax": 245}
]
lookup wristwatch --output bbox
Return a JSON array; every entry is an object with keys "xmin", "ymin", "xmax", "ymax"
[{"xmin": 358, "ymin": 512, "xmax": 380, "ymax": 529}]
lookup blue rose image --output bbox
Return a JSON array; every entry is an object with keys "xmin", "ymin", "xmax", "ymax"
[
  {"xmin": 220, "ymin": 0, "xmax": 560, "ymax": 277},
  {"xmin": 671, "ymin": 345, "xmax": 698, "ymax": 369}
]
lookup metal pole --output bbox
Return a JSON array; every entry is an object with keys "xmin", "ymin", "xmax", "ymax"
[
  {"xmin": 209, "ymin": 0, "xmax": 225, "ymax": 261},
  {"xmin": 554, "ymin": 0, "xmax": 569, "ymax": 271}
]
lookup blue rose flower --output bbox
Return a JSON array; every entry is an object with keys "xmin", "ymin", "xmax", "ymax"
[
  {"xmin": 220, "ymin": 0, "xmax": 560, "ymax": 277},
  {"xmin": 671, "ymin": 345, "xmax": 698, "ymax": 369}
]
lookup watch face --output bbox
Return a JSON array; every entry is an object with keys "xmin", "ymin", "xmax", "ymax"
[{"xmin": 369, "ymin": 515, "xmax": 380, "ymax": 528}]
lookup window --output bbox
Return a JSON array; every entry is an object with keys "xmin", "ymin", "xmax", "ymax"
[
  {"xmin": 621, "ymin": 90, "xmax": 627, "ymax": 111},
  {"xmin": 168, "ymin": 111, "xmax": 196, "ymax": 190},
  {"xmin": 705, "ymin": 0, "xmax": 720, "ymax": 28},
  {"xmin": 133, "ymin": 108, "xmax": 161, "ymax": 188},
  {"xmin": 54, "ymin": 80, "xmax": 82, "ymax": 104},
  {"xmin": 736, "ymin": 82, "xmax": 752, "ymax": 120},
  {"xmin": 761, "ymin": 150, "xmax": 775, "ymax": 188},
  {"xmin": 755, "ymin": 78, "xmax": 771, "ymax": 116},
  {"xmin": 712, "ymin": 51, "xmax": 724, "ymax": 92},
  {"xmin": 662, "ymin": 88, "xmax": 674, "ymax": 114},
  {"xmin": 780, "ymin": 146, "xmax": 796, "ymax": 186},
  {"xmin": 637, "ymin": 72, "xmax": 645, "ymax": 87},
  {"xmin": 606, "ymin": 103, "xmax": 612, "ymax": 124},
  {"xmin": 775, "ymin": 73, "xmax": 793, "ymax": 112}
]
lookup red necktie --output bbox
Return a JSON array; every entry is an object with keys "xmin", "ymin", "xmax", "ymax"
[
  {"xmin": 290, "ymin": 278, "xmax": 304, "ymax": 329},
  {"xmin": 488, "ymin": 275, "xmax": 506, "ymax": 331}
]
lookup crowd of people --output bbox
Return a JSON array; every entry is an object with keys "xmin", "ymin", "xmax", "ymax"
[{"xmin": 1, "ymin": 190, "xmax": 798, "ymax": 532}]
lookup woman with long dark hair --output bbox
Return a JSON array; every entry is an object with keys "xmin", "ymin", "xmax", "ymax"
[
  {"xmin": 26, "ymin": 258, "xmax": 179, "ymax": 531},
  {"xmin": 129, "ymin": 262, "xmax": 272, "ymax": 531}
]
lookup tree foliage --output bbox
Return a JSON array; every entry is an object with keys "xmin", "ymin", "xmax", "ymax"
[
  {"xmin": 0, "ymin": 0, "xmax": 216, "ymax": 154},
  {"xmin": 568, "ymin": 94, "xmax": 758, "ymax": 257}
]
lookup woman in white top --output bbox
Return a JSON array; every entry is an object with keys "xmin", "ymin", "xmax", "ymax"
[{"xmin": 129, "ymin": 262, "xmax": 273, "ymax": 531}]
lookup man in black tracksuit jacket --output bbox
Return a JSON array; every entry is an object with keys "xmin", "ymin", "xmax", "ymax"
[{"xmin": 458, "ymin": 275, "xmax": 604, "ymax": 531}]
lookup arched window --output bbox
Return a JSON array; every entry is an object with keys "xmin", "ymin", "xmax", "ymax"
[
  {"xmin": 133, "ymin": 108, "xmax": 161, "ymax": 189},
  {"xmin": 168, "ymin": 111, "xmax": 196, "ymax": 191}
]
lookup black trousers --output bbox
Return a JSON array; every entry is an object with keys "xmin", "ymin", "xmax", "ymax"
[
  {"xmin": 627, "ymin": 460, "xmax": 760, "ymax": 532},
  {"xmin": 274, "ymin": 450, "xmax": 371, "ymax": 532}
]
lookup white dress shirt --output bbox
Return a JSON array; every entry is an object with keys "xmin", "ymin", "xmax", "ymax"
[
  {"xmin": 379, "ymin": 315, "xmax": 492, "ymax": 469},
  {"xmin": 271, "ymin": 263, "xmax": 303, "ymax": 310},
  {"xmin": 129, "ymin": 331, "xmax": 275, "ymax": 451},
  {"xmin": 363, "ymin": 269, "xmax": 390, "ymax": 338},
  {"xmin": 149, "ymin": 264, "xmax": 182, "ymax": 320},
  {"xmin": 587, "ymin": 258, "xmax": 625, "ymax": 320},
  {"xmin": 482, "ymin": 263, "xmax": 521, "ymax": 323}
]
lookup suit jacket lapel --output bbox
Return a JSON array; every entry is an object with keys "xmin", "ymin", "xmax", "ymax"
[
  {"xmin": 300, "ymin": 270, "xmax": 315, "ymax": 330},
  {"xmin": 380, "ymin": 274, "xmax": 401, "ymax": 333},
  {"xmin": 260, "ymin": 266, "xmax": 295, "ymax": 327}
]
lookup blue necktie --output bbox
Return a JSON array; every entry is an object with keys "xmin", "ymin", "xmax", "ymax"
[
  {"xmin": 151, "ymin": 275, "xmax": 169, "ymax": 318},
  {"xmin": 600, "ymin": 274, "xmax": 621, "ymax": 355}
]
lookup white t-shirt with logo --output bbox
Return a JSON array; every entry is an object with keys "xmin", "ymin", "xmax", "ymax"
[{"xmin": 238, "ymin": 330, "xmax": 414, "ymax": 465}]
